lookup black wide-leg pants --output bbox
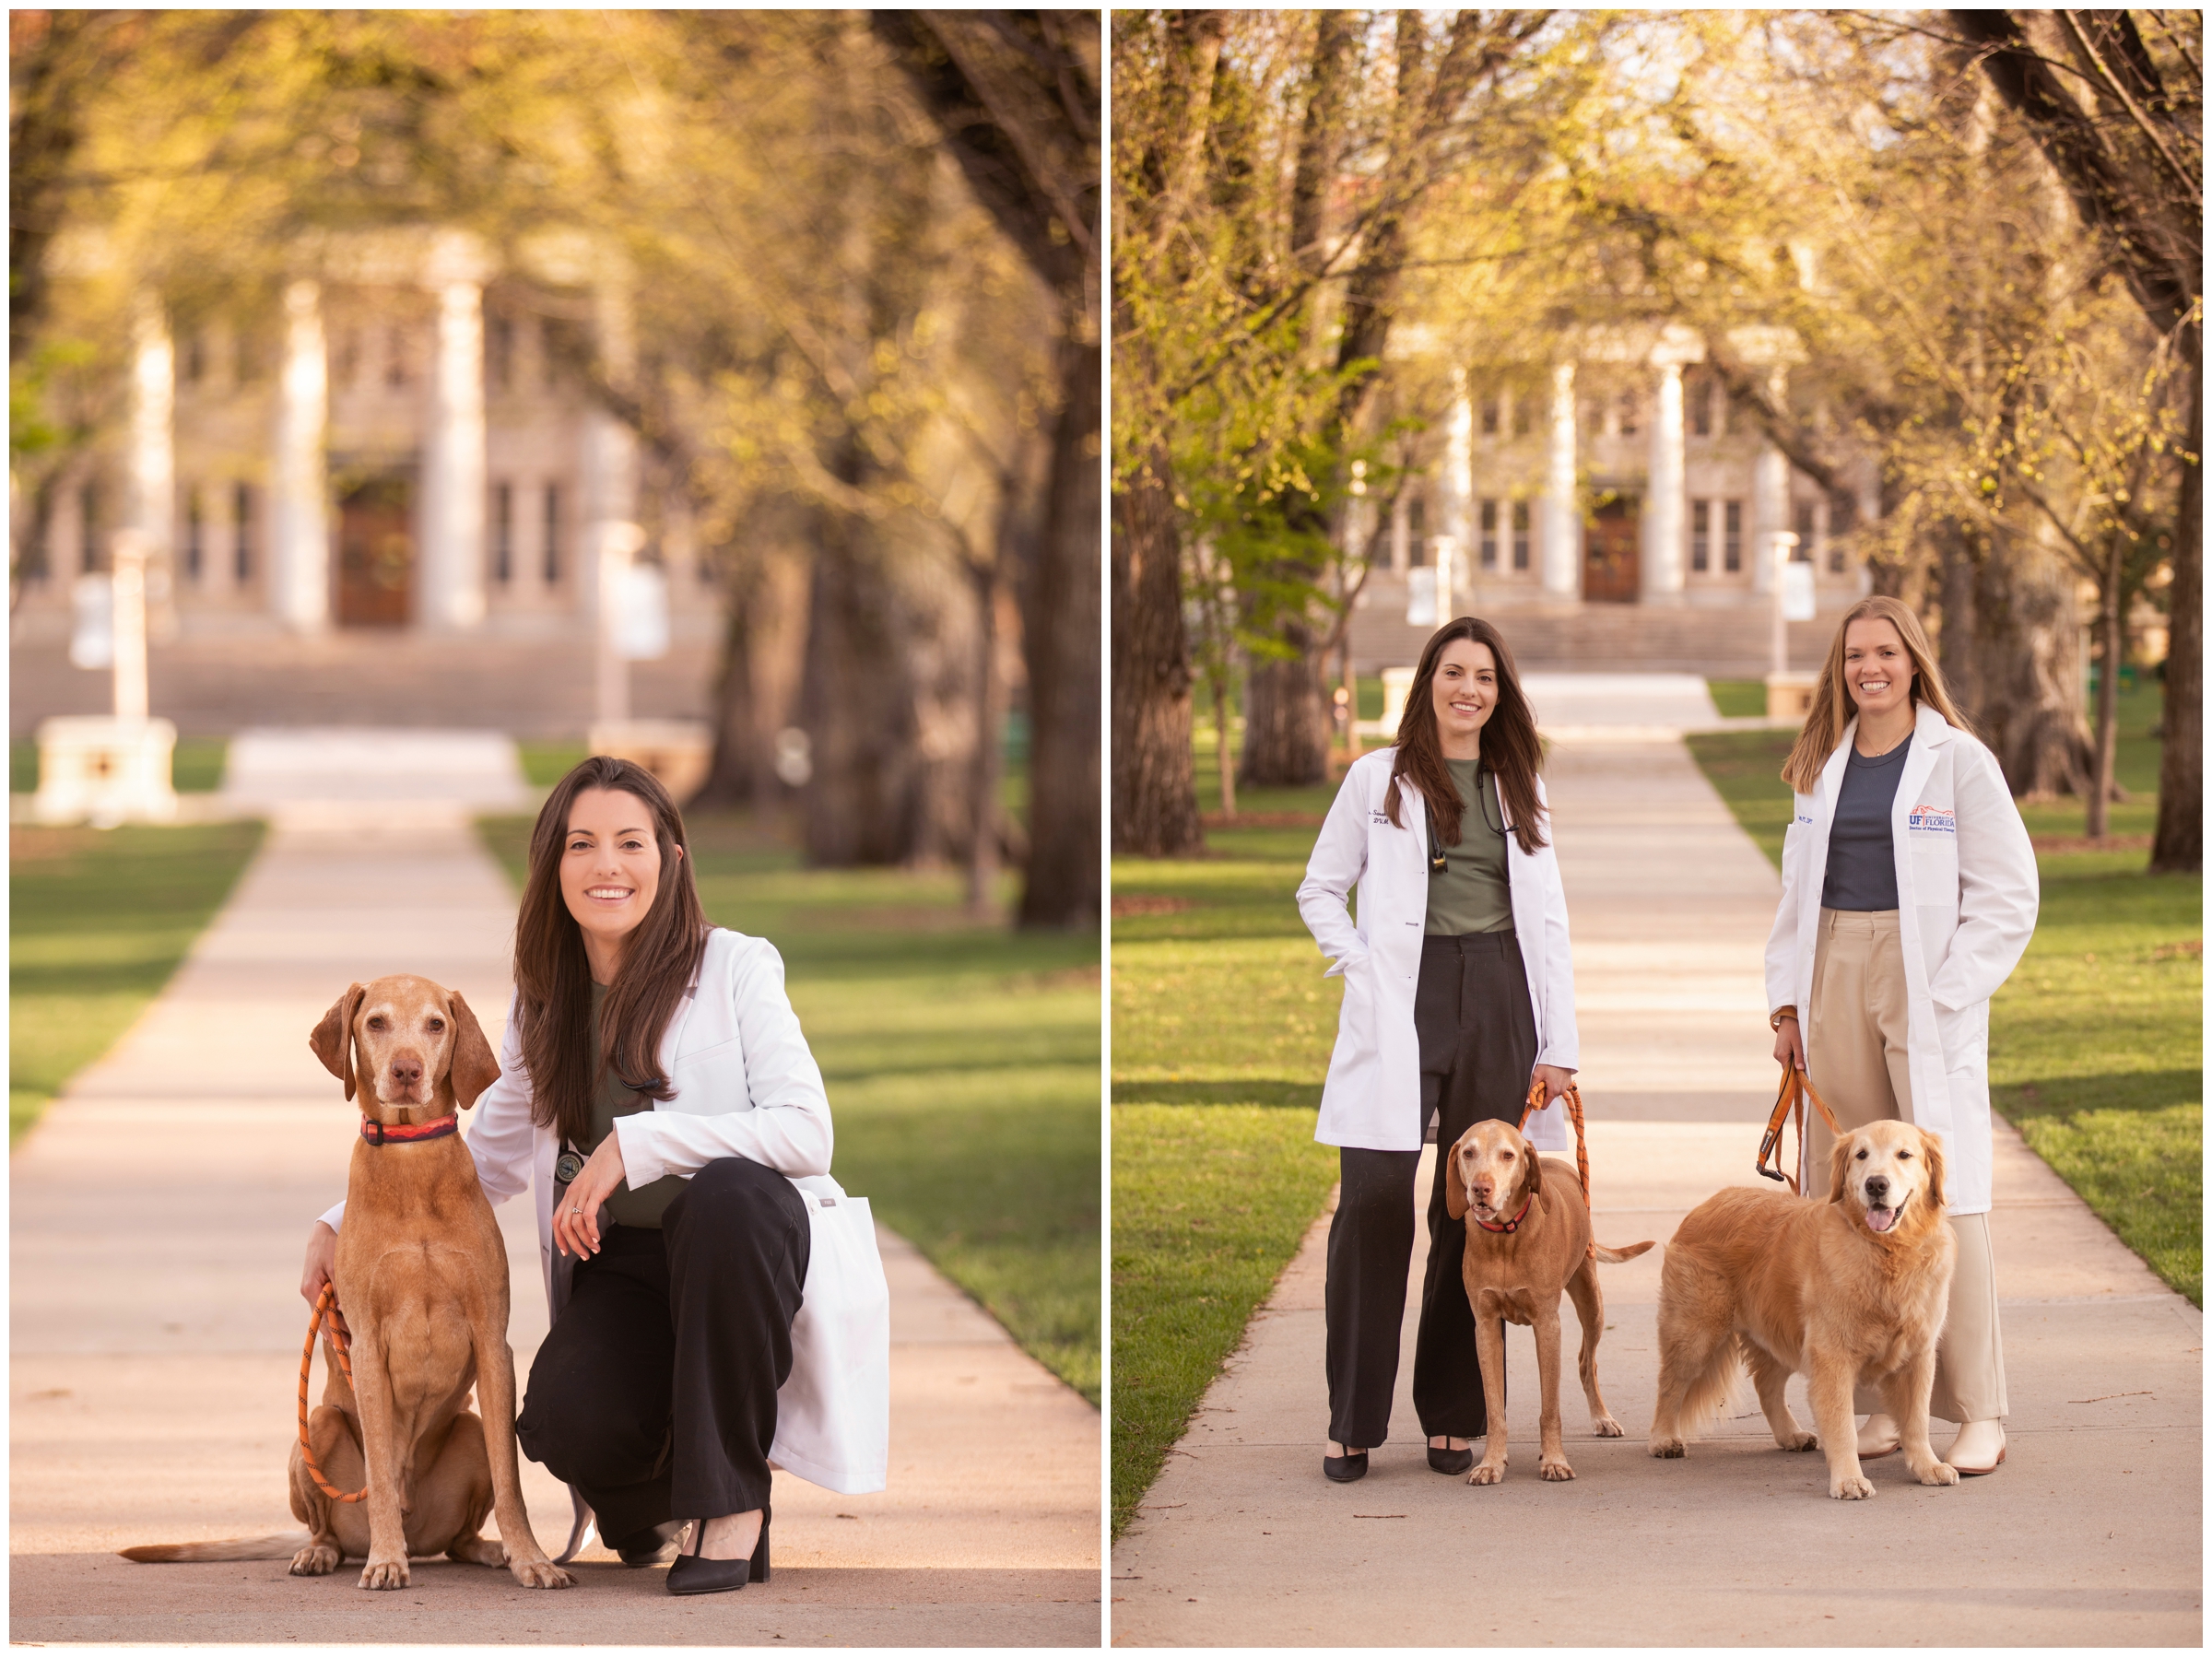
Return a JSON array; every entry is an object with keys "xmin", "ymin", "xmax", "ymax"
[
  {"xmin": 1324, "ymin": 932, "xmax": 1537, "ymax": 1449},
  {"xmin": 515, "ymin": 1155, "xmax": 810, "ymax": 1542}
]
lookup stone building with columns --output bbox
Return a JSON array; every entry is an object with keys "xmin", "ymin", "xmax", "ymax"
[
  {"xmin": 1346, "ymin": 320, "xmax": 1878, "ymax": 672},
  {"xmin": 11, "ymin": 226, "xmax": 721, "ymax": 652}
]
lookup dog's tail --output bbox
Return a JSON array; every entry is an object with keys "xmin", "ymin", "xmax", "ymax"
[
  {"xmin": 1673, "ymin": 1334, "xmax": 1750, "ymax": 1443},
  {"xmin": 1593, "ymin": 1239, "xmax": 1655, "ymax": 1264},
  {"xmin": 120, "ymin": 1532, "xmax": 310, "ymax": 1563}
]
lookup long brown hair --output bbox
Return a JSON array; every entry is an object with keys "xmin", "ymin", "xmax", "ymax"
[
  {"xmin": 514, "ymin": 756, "xmax": 711, "ymax": 1147},
  {"xmin": 1781, "ymin": 595, "xmax": 1976, "ymax": 793},
  {"xmin": 1386, "ymin": 615, "xmax": 1547, "ymax": 853}
]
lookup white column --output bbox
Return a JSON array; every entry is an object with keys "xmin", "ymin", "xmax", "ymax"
[
  {"xmin": 420, "ymin": 276, "xmax": 488, "ymax": 630},
  {"xmin": 1541, "ymin": 360, "xmax": 1579, "ymax": 601},
  {"xmin": 1642, "ymin": 359, "xmax": 1687, "ymax": 605},
  {"xmin": 1445, "ymin": 371, "xmax": 1474, "ymax": 605},
  {"xmin": 271, "ymin": 279, "xmax": 329, "ymax": 633},
  {"xmin": 110, "ymin": 530, "xmax": 149, "ymax": 721},
  {"xmin": 582, "ymin": 277, "xmax": 640, "ymax": 633},
  {"xmin": 1750, "ymin": 366, "xmax": 1791, "ymax": 595},
  {"xmin": 127, "ymin": 294, "xmax": 177, "ymax": 637}
]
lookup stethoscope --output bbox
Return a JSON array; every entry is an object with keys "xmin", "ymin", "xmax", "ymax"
[{"xmin": 1425, "ymin": 767, "xmax": 1507, "ymax": 874}]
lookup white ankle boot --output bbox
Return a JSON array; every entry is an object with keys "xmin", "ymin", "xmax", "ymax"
[{"xmin": 1945, "ymin": 1418, "xmax": 2006, "ymax": 1475}]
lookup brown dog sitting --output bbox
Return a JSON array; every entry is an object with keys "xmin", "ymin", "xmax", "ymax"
[
  {"xmin": 1443, "ymin": 1118, "xmax": 1655, "ymax": 1486},
  {"xmin": 1646, "ymin": 1119, "xmax": 1959, "ymax": 1499},
  {"xmin": 124, "ymin": 974, "xmax": 571, "ymax": 1590}
]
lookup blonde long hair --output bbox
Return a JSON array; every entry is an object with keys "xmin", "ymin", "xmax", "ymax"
[{"xmin": 1780, "ymin": 596, "xmax": 1976, "ymax": 792}]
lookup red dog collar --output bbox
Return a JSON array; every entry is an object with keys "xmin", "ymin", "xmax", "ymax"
[
  {"xmin": 1471, "ymin": 1195, "xmax": 1535, "ymax": 1234},
  {"xmin": 361, "ymin": 1114, "xmax": 459, "ymax": 1146}
]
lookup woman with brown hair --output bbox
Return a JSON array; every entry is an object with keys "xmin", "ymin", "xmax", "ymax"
[
  {"xmin": 1765, "ymin": 595, "xmax": 2039, "ymax": 1476},
  {"xmin": 302, "ymin": 756, "xmax": 863, "ymax": 1593},
  {"xmin": 1296, "ymin": 616, "xmax": 1580, "ymax": 1482}
]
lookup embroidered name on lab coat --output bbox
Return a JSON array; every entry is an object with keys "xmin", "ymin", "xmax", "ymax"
[{"xmin": 1907, "ymin": 804, "xmax": 1957, "ymax": 834}]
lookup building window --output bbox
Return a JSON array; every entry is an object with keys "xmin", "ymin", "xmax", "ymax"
[
  {"xmin": 1690, "ymin": 375, "xmax": 1712, "ymax": 438},
  {"xmin": 1479, "ymin": 394, "xmax": 1500, "ymax": 437},
  {"xmin": 1724, "ymin": 499, "xmax": 1742, "ymax": 573},
  {"xmin": 493, "ymin": 482, "xmax": 513, "ymax": 584},
  {"xmin": 386, "ymin": 325, "xmax": 410, "ymax": 389},
  {"xmin": 1827, "ymin": 498, "xmax": 1848, "ymax": 573},
  {"xmin": 1690, "ymin": 499, "xmax": 1710, "ymax": 573},
  {"xmin": 1512, "ymin": 395, "xmax": 1532, "ymax": 438},
  {"xmin": 1478, "ymin": 499, "xmax": 1498, "ymax": 570},
  {"xmin": 1406, "ymin": 495, "xmax": 1429, "ymax": 567},
  {"xmin": 183, "ymin": 331, "xmax": 206, "ymax": 386},
  {"xmin": 1618, "ymin": 389, "xmax": 1640, "ymax": 437},
  {"xmin": 1720, "ymin": 392, "xmax": 1738, "ymax": 437},
  {"xmin": 79, "ymin": 481, "xmax": 100, "ymax": 573},
  {"xmin": 233, "ymin": 481, "xmax": 253, "ymax": 584},
  {"xmin": 488, "ymin": 316, "xmax": 514, "ymax": 392},
  {"xmin": 1794, "ymin": 500, "xmax": 1818, "ymax": 562},
  {"xmin": 234, "ymin": 328, "xmax": 259, "ymax": 384},
  {"xmin": 1512, "ymin": 500, "xmax": 1530, "ymax": 571},
  {"xmin": 543, "ymin": 483, "xmax": 562, "ymax": 584},
  {"xmin": 184, "ymin": 487, "xmax": 204, "ymax": 582}
]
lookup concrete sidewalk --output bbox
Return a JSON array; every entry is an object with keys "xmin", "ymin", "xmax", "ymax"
[
  {"xmin": 11, "ymin": 803, "xmax": 1100, "ymax": 1645},
  {"xmin": 1110, "ymin": 733, "xmax": 2201, "ymax": 1647}
]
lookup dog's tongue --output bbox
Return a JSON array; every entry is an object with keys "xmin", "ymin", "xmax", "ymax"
[{"xmin": 1866, "ymin": 1205, "xmax": 1899, "ymax": 1234}]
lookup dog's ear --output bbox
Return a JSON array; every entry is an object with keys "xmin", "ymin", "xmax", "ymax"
[
  {"xmin": 1444, "ymin": 1140, "xmax": 1470, "ymax": 1221},
  {"xmin": 310, "ymin": 984, "xmax": 366, "ymax": 1102},
  {"xmin": 1919, "ymin": 1128, "xmax": 1947, "ymax": 1212},
  {"xmin": 1827, "ymin": 1132, "xmax": 1855, "ymax": 1205},
  {"xmin": 1520, "ymin": 1136, "xmax": 1542, "ymax": 1198},
  {"xmin": 446, "ymin": 991, "xmax": 501, "ymax": 1111}
]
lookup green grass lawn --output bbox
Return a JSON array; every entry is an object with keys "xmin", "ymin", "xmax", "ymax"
[
  {"xmin": 10, "ymin": 820, "xmax": 266, "ymax": 1145},
  {"xmin": 1706, "ymin": 678, "xmax": 1768, "ymax": 718},
  {"xmin": 1111, "ymin": 784, "xmax": 1344, "ymax": 1534},
  {"xmin": 1685, "ymin": 685, "xmax": 2201, "ymax": 1306},
  {"xmin": 477, "ymin": 810, "xmax": 1101, "ymax": 1403},
  {"xmin": 11, "ymin": 736, "xmax": 229, "ymax": 793}
]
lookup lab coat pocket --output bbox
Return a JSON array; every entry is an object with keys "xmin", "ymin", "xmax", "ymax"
[
  {"xmin": 1907, "ymin": 828, "xmax": 1960, "ymax": 889},
  {"xmin": 1932, "ymin": 999, "xmax": 1988, "ymax": 1075}
]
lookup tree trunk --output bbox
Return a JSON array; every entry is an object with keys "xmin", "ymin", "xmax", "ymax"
[
  {"xmin": 797, "ymin": 499, "xmax": 925, "ymax": 867},
  {"xmin": 695, "ymin": 553, "xmax": 768, "ymax": 809},
  {"xmin": 1239, "ymin": 632, "xmax": 1330, "ymax": 789},
  {"xmin": 965, "ymin": 552, "xmax": 1003, "ymax": 919},
  {"xmin": 1208, "ymin": 666, "xmax": 1237, "ymax": 818},
  {"xmin": 1932, "ymin": 520, "xmax": 1983, "ymax": 712},
  {"xmin": 1968, "ymin": 527, "xmax": 2095, "ymax": 798},
  {"xmin": 2088, "ymin": 550, "xmax": 2122, "ymax": 839},
  {"xmin": 2150, "ymin": 361, "xmax": 2202, "ymax": 872},
  {"xmin": 1111, "ymin": 438, "xmax": 1204, "ymax": 857},
  {"xmin": 1016, "ymin": 335, "xmax": 1102, "ymax": 926}
]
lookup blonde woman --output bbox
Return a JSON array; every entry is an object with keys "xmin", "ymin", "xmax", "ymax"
[{"xmin": 1766, "ymin": 595, "xmax": 2039, "ymax": 1475}]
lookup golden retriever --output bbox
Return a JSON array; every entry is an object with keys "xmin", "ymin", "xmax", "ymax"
[
  {"xmin": 1646, "ymin": 1119, "xmax": 1959, "ymax": 1499},
  {"xmin": 124, "ymin": 975, "xmax": 571, "ymax": 1589},
  {"xmin": 1443, "ymin": 1119, "xmax": 1655, "ymax": 1486}
]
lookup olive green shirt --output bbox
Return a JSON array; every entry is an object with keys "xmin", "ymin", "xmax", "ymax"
[
  {"xmin": 584, "ymin": 981, "xmax": 689, "ymax": 1228},
  {"xmin": 1423, "ymin": 759, "xmax": 1515, "ymax": 936}
]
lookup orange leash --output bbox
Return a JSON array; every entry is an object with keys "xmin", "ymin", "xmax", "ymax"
[
  {"xmin": 1518, "ymin": 1077, "xmax": 1594, "ymax": 1260},
  {"xmin": 299, "ymin": 1282, "xmax": 366, "ymax": 1503},
  {"xmin": 1756, "ymin": 1064, "xmax": 1844, "ymax": 1194}
]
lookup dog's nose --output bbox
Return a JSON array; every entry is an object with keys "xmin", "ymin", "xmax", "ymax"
[
  {"xmin": 1865, "ymin": 1175, "xmax": 1889, "ymax": 1202},
  {"xmin": 391, "ymin": 1057, "xmax": 423, "ymax": 1087}
]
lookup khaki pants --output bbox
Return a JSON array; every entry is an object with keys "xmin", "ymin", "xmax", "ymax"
[{"xmin": 1806, "ymin": 909, "xmax": 2008, "ymax": 1424}]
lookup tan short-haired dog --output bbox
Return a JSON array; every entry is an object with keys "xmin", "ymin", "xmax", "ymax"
[
  {"xmin": 1647, "ymin": 1119, "xmax": 1960, "ymax": 1499},
  {"xmin": 1443, "ymin": 1118, "xmax": 1655, "ymax": 1486},
  {"xmin": 124, "ymin": 974, "xmax": 571, "ymax": 1590}
]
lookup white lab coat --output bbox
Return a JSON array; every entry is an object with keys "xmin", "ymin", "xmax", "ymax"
[
  {"xmin": 1764, "ymin": 702, "xmax": 2040, "ymax": 1216},
  {"xmin": 1297, "ymin": 746, "xmax": 1579, "ymax": 1154},
  {"xmin": 319, "ymin": 925, "xmax": 888, "ymax": 1494}
]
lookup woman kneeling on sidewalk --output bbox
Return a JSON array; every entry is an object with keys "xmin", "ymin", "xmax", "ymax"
[
  {"xmin": 1296, "ymin": 616, "xmax": 1581, "ymax": 1483},
  {"xmin": 304, "ymin": 756, "xmax": 877, "ymax": 1592},
  {"xmin": 1767, "ymin": 595, "xmax": 2039, "ymax": 1476}
]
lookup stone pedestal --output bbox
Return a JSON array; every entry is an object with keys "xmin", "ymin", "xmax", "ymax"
[
  {"xmin": 33, "ymin": 716, "xmax": 178, "ymax": 827},
  {"xmin": 586, "ymin": 719, "xmax": 714, "ymax": 805},
  {"xmin": 1764, "ymin": 672, "xmax": 1818, "ymax": 723}
]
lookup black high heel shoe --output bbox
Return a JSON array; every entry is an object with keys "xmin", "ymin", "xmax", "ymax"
[
  {"xmin": 1426, "ymin": 1443, "xmax": 1475, "ymax": 1475},
  {"xmin": 1322, "ymin": 1451, "xmax": 1368, "ymax": 1483},
  {"xmin": 665, "ymin": 1506, "xmax": 771, "ymax": 1595}
]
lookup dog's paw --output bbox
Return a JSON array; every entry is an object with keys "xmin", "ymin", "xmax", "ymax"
[
  {"xmin": 1828, "ymin": 1475, "xmax": 1877, "ymax": 1500},
  {"xmin": 288, "ymin": 1543, "xmax": 339, "ymax": 1577},
  {"xmin": 357, "ymin": 1557, "xmax": 411, "ymax": 1590},
  {"xmin": 1539, "ymin": 1456, "xmax": 1575, "ymax": 1482},
  {"xmin": 1468, "ymin": 1460, "xmax": 1505, "ymax": 1487},
  {"xmin": 1592, "ymin": 1415, "xmax": 1624, "ymax": 1438},
  {"xmin": 510, "ymin": 1557, "xmax": 574, "ymax": 1590},
  {"xmin": 1914, "ymin": 1459, "xmax": 1959, "ymax": 1487},
  {"xmin": 1648, "ymin": 1436, "xmax": 1685, "ymax": 1459},
  {"xmin": 1777, "ymin": 1431, "xmax": 1818, "ymax": 1452}
]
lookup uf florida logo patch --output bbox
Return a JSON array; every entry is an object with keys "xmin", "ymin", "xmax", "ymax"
[{"xmin": 1907, "ymin": 804, "xmax": 1957, "ymax": 834}]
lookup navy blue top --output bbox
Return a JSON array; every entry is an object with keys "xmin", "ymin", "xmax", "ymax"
[{"xmin": 1821, "ymin": 734, "xmax": 1912, "ymax": 911}]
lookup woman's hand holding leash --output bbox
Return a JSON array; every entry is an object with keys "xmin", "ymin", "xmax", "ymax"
[
  {"xmin": 299, "ymin": 1221, "xmax": 349, "ymax": 1341},
  {"xmin": 1771, "ymin": 1012, "xmax": 1806, "ymax": 1074},
  {"xmin": 1532, "ymin": 1063, "xmax": 1574, "ymax": 1105},
  {"xmin": 556, "ymin": 1134, "xmax": 627, "ymax": 1259}
]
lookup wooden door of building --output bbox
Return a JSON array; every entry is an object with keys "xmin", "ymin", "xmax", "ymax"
[
  {"xmin": 1584, "ymin": 495, "xmax": 1641, "ymax": 603},
  {"xmin": 336, "ymin": 477, "xmax": 414, "ymax": 627}
]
